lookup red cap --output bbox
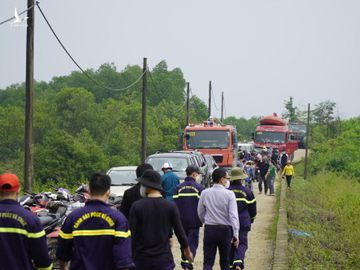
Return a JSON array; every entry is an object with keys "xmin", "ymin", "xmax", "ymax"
[{"xmin": 0, "ymin": 173, "xmax": 20, "ymax": 192}]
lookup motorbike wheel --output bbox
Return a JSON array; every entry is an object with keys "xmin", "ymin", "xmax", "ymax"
[{"xmin": 48, "ymin": 238, "xmax": 61, "ymax": 270}]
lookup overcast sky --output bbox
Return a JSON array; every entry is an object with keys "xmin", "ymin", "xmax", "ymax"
[{"xmin": 1, "ymin": 0, "xmax": 359, "ymax": 119}]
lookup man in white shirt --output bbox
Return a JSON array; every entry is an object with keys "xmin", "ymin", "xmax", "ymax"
[{"xmin": 198, "ymin": 168, "xmax": 239, "ymax": 270}]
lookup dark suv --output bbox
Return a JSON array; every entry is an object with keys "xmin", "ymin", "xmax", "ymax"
[{"xmin": 145, "ymin": 152, "xmax": 210, "ymax": 187}]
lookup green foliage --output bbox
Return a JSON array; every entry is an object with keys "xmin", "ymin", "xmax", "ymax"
[
  {"xmin": 0, "ymin": 61, "xmax": 208, "ymax": 185},
  {"xmin": 223, "ymin": 116, "xmax": 259, "ymax": 141},
  {"xmin": 287, "ymin": 173, "xmax": 360, "ymax": 269},
  {"xmin": 282, "ymin": 96, "xmax": 298, "ymax": 122},
  {"xmin": 310, "ymin": 117, "xmax": 360, "ymax": 180}
]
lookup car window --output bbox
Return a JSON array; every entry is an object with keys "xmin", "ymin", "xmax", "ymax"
[
  {"xmin": 147, "ymin": 157, "xmax": 189, "ymax": 172},
  {"xmin": 108, "ymin": 170, "xmax": 137, "ymax": 186}
]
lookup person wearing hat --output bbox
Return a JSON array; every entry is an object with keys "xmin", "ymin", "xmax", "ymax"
[
  {"xmin": 57, "ymin": 173, "xmax": 134, "ymax": 270},
  {"xmin": 228, "ymin": 167, "xmax": 257, "ymax": 270},
  {"xmin": 197, "ymin": 168, "xmax": 239, "ymax": 270},
  {"xmin": 120, "ymin": 163, "xmax": 154, "ymax": 218},
  {"xmin": 161, "ymin": 162, "xmax": 180, "ymax": 201},
  {"xmin": 0, "ymin": 172, "xmax": 52, "ymax": 270},
  {"xmin": 129, "ymin": 169, "xmax": 193, "ymax": 270},
  {"xmin": 173, "ymin": 165, "xmax": 205, "ymax": 270}
]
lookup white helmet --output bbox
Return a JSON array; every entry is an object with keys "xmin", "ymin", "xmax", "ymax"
[{"xmin": 162, "ymin": 162, "xmax": 173, "ymax": 170}]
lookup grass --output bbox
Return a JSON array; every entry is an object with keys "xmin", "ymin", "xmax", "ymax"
[
  {"xmin": 270, "ymin": 175, "xmax": 282, "ymax": 241},
  {"xmin": 287, "ymin": 171, "xmax": 360, "ymax": 270}
]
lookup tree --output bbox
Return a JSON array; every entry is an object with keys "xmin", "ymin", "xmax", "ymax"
[{"xmin": 282, "ymin": 97, "xmax": 298, "ymax": 122}]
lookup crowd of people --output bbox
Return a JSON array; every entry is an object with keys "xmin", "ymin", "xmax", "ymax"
[
  {"xmin": 236, "ymin": 147, "xmax": 295, "ymax": 193},
  {"xmin": 0, "ymin": 148, "xmax": 295, "ymax": 270}
]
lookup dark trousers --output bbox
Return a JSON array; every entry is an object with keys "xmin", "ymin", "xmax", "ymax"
[
  {"xmin": 135, "ymin": 259, "xmax": 175, "ymax": 270},
  {"xmin": 230, "ymin": 230, "xmax": 248, "ymax": 269},
  {"xmin": 203, "ymin": 225, "xmax": 232, "ymax": 270},
  {"xmin": 286, "ymin": 175, "xmax": 292, "ymax": 187},
  {"xmin": 258, "ymin": 175, "xmax": 268, "ymax": 193},
  {"xmin": 181, "ymin": 227, "xmax": 200, "ymax": 270}
]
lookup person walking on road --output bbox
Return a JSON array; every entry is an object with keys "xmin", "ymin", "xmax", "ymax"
[
  {"xmin": 173, "ymin": 165, "xmax": 205, "ymax": 270},
  {"xmin": 130, "ymin": 170, "xmax": 193, "ymax": 270},
  {"xmin": 257, "ymin": 159, "xmax": 270, "ymax": 194},
  {"xmin": 228, "ymin": 167, "xmax": 257, "ymax": 270},
  {"xmin": 57, "ymin": 173, "xmax": 134, "ymax": 270},
  {"xmin": 265, "ymin": 160, "xmax": 277, "ymax": 195},
  {"xmin": 280, "ymin": 152, "xmax": 288, "ymax": 171},
  {"xmin": 197, "ymin": 168, "xmax": 240, "ymax": 270},
  {"xmin": 282, "ymin": 161, "xmax": 295, "ymax": 188},
  {"xmin": 120, "ymin": 163, "xmax": 154, "ymax": 218},
  {"xmin": 0, "ymin": 173, "xmax": 53, "ymax": 270},
  {"xmin": 161, "ymin": 163, "xmax": 180, "ymax": 201}
]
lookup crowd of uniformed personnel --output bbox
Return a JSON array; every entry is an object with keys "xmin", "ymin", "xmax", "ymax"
[{"xmin": 0, "ymin": 160, "xmax": 259, "ymax": 270}]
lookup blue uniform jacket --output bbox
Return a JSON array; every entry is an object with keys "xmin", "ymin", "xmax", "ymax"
[
  {"xmin": 161, "ymin": 171, "xmax": 180, "ymax": 200},
  {"xmin": 0, "ymin": 199, "xmax": 52, "ymax": 270},
  {"xmin": 57, "ymin": 200, "xmax": 134, "ymax": 270},
  {"xmin": 228, "ymin": 183, "xmax": 257, "ymax": 231},
  {"xmin": 173, "ymin": 177, "xmax": 204, "ymax": 229}
]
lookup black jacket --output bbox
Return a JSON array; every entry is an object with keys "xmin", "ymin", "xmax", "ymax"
[{"xmin": 120, "ymin": 183, "xmax": 142, "ymax": 219}]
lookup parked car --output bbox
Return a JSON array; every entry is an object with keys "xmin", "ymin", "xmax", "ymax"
[
  {"xmin": 238, "ymin": 142, "xmax": 254, "ymax": 153},
  {"xmin": 204, "ymin": 154, "xmax": 219, "ymax": 181},
  {"xmin": 170, "ymin": 150, "xmax": 210, "ymax": 186},
  {"xmin": 106, "ymin": 166, "xmax": 137, "ymax": 206},
  {"xmin": 145, "ymin": 152, "xmax": 210, "ymax": 186}
]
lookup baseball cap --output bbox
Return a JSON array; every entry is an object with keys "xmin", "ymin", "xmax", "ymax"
[{"xmin": 0, "ymin": 173, "xmax": 20, "ymax": 192}]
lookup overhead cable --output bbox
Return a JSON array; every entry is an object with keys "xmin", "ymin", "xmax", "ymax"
[
  {"xmin": 36, "ymin": 2, "xmax": 145, "ymax": 92},
  {"xmin": 0, "ymin": 3, "xmax": 36, "ymax": 26}
]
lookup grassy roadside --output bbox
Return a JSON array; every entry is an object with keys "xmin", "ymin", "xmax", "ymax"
[
  {"xmin": 287, "ymin": 170, "xmax": 360, "ymax": 269},
  {"xmin": 270, "ymin": 176, "xmax": 282, "ymax": 241}
]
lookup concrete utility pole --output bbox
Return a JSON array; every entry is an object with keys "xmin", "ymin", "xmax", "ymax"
[
  {"xmin": 221, "ymin": 91, "xmax": 224, "ymax": 122},
  {"xmin": 208, "ymin": 81, "xmax": 212, "ymax": 118},
  {"xmin": 186, "ymin": 82, "xmax": 190, "ymax": 126},
  {"xmin": 24, "ymin": 0, "xmax": 35, "ymax": 192},
  {"xmin": 141, "ymin": 58, "xmax": 147, "ymax": 163},
  {"xmin": 304, "ymin": 103, "xmax": 311, "ymax": 180}
]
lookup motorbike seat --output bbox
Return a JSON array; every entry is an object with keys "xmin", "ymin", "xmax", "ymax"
[{"xmin": 39, "ymin": 215, "xmax": 53, "ymax": 226}]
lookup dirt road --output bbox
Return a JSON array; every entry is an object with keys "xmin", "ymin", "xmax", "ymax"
[
  {"xmin": 172, "ymin": 181, "xmax": 278, "ymax": 270},
  {"xmin": 172, "ymin": 150, "xmax": 304, "ymax": 269}
]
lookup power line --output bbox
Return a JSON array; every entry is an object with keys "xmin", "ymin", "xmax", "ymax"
[
  {"xmin": 0, "ymin": 3, "xmax": 36, "ymax": 26},
  {"xmin": 211, "ymin": 86, "xmax": 220, "ymax": 111},
  {"xmin": 36, "ymin": 2, "xmax": 145, "ymax": 92}
]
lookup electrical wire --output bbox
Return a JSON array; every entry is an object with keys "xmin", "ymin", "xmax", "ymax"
[
  {"xmin": 211, "ymin": 86, "xmax": 220, "ymax": 111},
  {"xmin": 0, "ymin": 2, "xmax": 36, "ymax": 26},
  {"xmin": 36, "ymin": 2, "xmax": 145, "ymax": 92}
]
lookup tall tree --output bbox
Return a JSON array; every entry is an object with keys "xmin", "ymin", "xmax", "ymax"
[{"xmin": 282, "ymin": 96, "xmax": 298, "ymax": 122}]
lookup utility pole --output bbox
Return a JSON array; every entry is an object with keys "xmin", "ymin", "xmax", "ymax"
[
  {"xmin": 208, "ymin": 81, "xmax": 212, "ymax": 118},
  {"xmin": 304, "ymin": 103, "xmax": 311, "ymax": 180},
  {"xmin": 24, "ymin": 0, "xmax": 35, "ymax": 192},
  {"xmin": 141, "ymin": 58, "xmax": 147, "ymax": 163},
  {"xmin": 221, "ymin": 91, "xmax": 224, "ymax": 122},
  {"xmin": 186, "ymin": 82, "xmax": 190, "ymax": 126}
]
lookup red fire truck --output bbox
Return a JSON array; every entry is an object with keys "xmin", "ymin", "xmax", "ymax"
[
  {"xmin": 253, "ymin": 114, "xmax": 299, "ymax": 160},
  {"xmin": 183, "ymin": 120, "xmax": 237, "ymax": 168}
]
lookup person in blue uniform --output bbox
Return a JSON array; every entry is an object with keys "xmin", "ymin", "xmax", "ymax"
[
  {"xmin": 0, "ymin": 172, "xmax": 52, "ymax": 270},
  {"xmin": 173, "ymin": 165, "xmax": 204, "ymax": 270},
  {"xmin": 57, "ymin": 172, "xmax": 134, "ymax": 270},
  {"xmin": 228, "ymin": 167, "xmax": 257, "ymax": 270},
  {"xmin": 161, "ymin": 162, "xmax": 180, "ymax": 200}
]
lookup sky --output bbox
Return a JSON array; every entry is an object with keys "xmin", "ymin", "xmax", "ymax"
[{"xmin": 1, "ymin": 0, "xmax": 359, "ymax": 119}]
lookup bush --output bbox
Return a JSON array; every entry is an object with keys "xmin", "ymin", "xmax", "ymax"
[{"xmin": 287, "ymin": 173, "xmax": 360, "ymax": 269}]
